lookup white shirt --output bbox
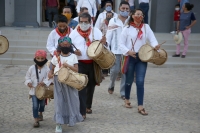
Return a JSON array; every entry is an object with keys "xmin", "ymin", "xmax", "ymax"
[
  {"xmin": 139, "ymin": 0, "xmax": 149, "ymax": 3},
  {"xmin": 69, "ymin": 27, "xmax": 102, "ymax": 60},
  {"xmin": 119, "ymin": 24, "xmax": 158, "ymax": 55},
  {"xmin": 129, "ymin": 0, "xmax": 134, "ymax": 6},
  {"xmin": 106, "ymin": 16, "xmax": 129, "ymax": 54},
  {"xmin": 51, "ymin": 53, "xmax": 78, "ymax": 75},
  {"xmin": 25, "ymin": 65, "xmax": 52, "ymax": 95},
  {"xmin": 76, "ymin": 0, "xmax": 97, "ymax": 17},
  {"xmin": 73, "ymin": 17, "xmax": 79, "ymax": 22},
  {"xmin": 46, "ymin": 28, "xmax": 72, "ymax": 55},
  {"xmin": 95, "ymin": 11, "xmax": 118, "ymax": 30}
]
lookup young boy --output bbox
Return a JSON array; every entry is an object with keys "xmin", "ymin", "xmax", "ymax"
[
  {"xmin": 170, "ymin": 4, "xmax": 180, "ymax": 34},
  {"xmin": 48, "ymin": 36, "xmax": 83, "ymax": 133},
  {"xmin": 25, "ymin": 50, "xmax": 52, "ymax": 128}
]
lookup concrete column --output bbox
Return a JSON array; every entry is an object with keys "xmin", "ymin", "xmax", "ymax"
[
  {"xmin": 5, "ymin": 0, "xmax": 15, "ymax": 26},
  {"xmin": 13, "ymin": 0, "xmax": 39, "ymax": 27},
  {"xmin": 0, "ymin": 0, "xmax": 5, "ymax": 27}
]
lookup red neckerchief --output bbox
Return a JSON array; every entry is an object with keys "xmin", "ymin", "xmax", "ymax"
[
  {"xmin": 55, "ymin": 27, "xmax": 70, "ymax": 37},
  {"xmin": 105, "ymin": 19, "xmax": 109, "ymax": 26},
  {"xmin": 77, "ymin": 26, "xmax": 92, "ymax": 46},
  {"xmin": 130, "ymin": 22, "xmax": 144, "ymax": 39}
]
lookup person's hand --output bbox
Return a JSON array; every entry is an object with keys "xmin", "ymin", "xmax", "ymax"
[
  {"xmin": 100, "ymin": 36, "xmax": 106, "ymax": 45},
  {"xmin": 155, "ymin": 44, "xmax": 161, "ymax": 50},
  {"xmin": 74, "ymin": 49, "xmax": 82, "ymax": 56},
  {"xmin": 38, "ymin": 82, "xmax": 45, "ymax": 86},
  {"xmin": 185, "ymin": 26, "xmax": 190, "ymax": 30},
  {"xmin": 63, "ymin": 62, "xmax": 70, "ymax": 68},
  {"xmin": 48, "ymin": 71, "xmax": 54, "ymax": 79},
  {"xmin": 127, "ymin": 51, "xmax": 136, "ymax": 58},
  {"xmin": 28, "ymin": 83, "xmax": 33, "ymax": 88}
]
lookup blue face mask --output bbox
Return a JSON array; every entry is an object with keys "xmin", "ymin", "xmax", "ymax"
[
  {"xmin": 105, "ymin": 6, "xmax": 112, "ymax": 12},
  {"xmin": 119, "ymin": 10, "xmax": 129, "ymax": 17}
]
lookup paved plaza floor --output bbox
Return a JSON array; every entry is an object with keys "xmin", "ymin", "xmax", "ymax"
[{"xmin": 0, "ymin": 64, "xmax": 199, "ymax": 133}]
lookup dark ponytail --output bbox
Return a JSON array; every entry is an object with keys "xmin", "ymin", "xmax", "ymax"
[{"xmin": 185, "ymin": 3, "xmax": 194, "ymax": 11}]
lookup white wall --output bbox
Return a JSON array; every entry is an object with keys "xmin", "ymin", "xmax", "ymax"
[{"xmin": 5, "ymin": 0, "xmax": 15, "ymax": 26}]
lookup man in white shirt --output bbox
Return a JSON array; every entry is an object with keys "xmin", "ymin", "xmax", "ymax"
[
  {"xmin": 69, "ymin": 13, "xmax": 106, "ymax": 118},
  {"xmin": 139, "ymin": 0, "xmax": 150, "ymax": 24},
  {"xmin": 106, "ymin": 1, "xmax": 130, "ymax": 99},
  {"xmin": 76, "ymin": 0, "xmax": 97, "ymax": 20},
  {"xmin": 125, "ymin": 0, "xmax": 135, "ymax": 11},
  {"xmin": 73, "ymin": 7, "xmax": 89, "ymax": 22},
  {"xmin": 95, "ymin": 1, "xmax": 117, "ymax": 30}
]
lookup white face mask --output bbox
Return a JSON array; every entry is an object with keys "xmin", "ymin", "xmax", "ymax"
[
  {"xmin": 175, "ymin": 8, "xmax": 180, "ymax": 11},
  {"xmin": 79, "ymin": 22, "xmax": 90, "ymax": 31}
]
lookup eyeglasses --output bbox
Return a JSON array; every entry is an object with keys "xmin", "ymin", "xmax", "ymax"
[{"xmin": 134, "ymin": 14, "xmax": 145, "ymax": 17}]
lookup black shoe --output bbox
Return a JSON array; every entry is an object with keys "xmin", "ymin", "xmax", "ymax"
[
  {"xmin": 108, "ymin": 87, "xmax": 114, "ymax": 94},
  {"xmin": 181, "ymin": 55, "xmax": 186, "ymax": 58},
  {"xmin": 172, "ymin": 54, "xmax": 180, "ymax": 57}
]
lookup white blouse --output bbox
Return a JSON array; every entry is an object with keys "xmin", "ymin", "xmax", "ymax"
[
  {"xmin": 51, "ymin": 53, "xmax": 78, "ymax": 75},
  {"xmin": 24, "ymin": 65, "xmax": 53, "ymax": 95},
  {"xmin": 119, "ymin": 24, "xmax": 158, "ymax": 55},
  {"xmin": 76, "ymin": 0, "xmax": 97, "ymax": 17}
]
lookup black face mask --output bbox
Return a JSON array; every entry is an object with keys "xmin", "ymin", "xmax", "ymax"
[
  {"xmin": 34, "ymin": 58, "xmax": 48, "ymax": 67},
  {"xmin": 58, "ymin": 28, "xmax": 66, "ymax": 33},
  {"xmin": 106, "ymin": 18, "xmax": 111, "ymax": 21},
  {"xmin": 60, "ymin": 46, "xmax": 71, "ymax": 54}
]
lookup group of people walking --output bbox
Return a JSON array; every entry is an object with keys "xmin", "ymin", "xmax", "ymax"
[{"xmin": 24, "ymin": 0, "xmax": 196, "ymax": 133}]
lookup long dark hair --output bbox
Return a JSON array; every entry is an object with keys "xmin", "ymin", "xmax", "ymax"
[
  {"xmin": 184, "ymin": 3, "xmax": 194, "ymax": 11},
  {"xmin": 127, "ymin": 9, "xmax": 144, "ymax": 28}
]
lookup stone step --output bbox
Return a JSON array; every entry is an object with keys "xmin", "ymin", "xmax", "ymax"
[
  {"xmin": 161, "ymin": 44, "xmax": 200, "ymax": 50},
  {"xmin": 148, "ymin": 62, "xmax": 200, "ymax": 68},
  {"xmin": 3, "ymin": 35, "xmax": 48, "ymax": 41},
  {"xmin": 154, "ymin": 33, "xmax": 200, "ymax": 40},
  {"xmin": 0, "ymin": 52, "xmax": 51, "ymax": 59},
  {"xmin": 8, "ymin": 40, "xmax": 47, "ymax": 47},
  {"xmin": 7, "ymin": 46, "xmax": 47, "ymax": 52}
]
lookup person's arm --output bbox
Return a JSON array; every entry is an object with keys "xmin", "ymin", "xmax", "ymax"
[
  {"xmin": 93, "ymin": 0, "xmax": 97, "ymax": 17},
  {"xmin": 46, "ymin": 31, "xmax": 57, "ymax": 55},
  {"xmin": 177, "ymin": 21, "xmax": 180, "ymax": 32},
  {"xmin": 24, "ymin": 67, "xmax": 33, "ymax": 88},
  {"xmin": 119, "ymin": 27, "xmax": 131, "ymax": 56},
  {"xmin": 106, "ymin": 29, "xmax": 113, "ymax": 50},
  {"xmin": 76, "ymin": 0, "xmax": 82, "ymax": 13},
  {"xmin": 94, "ymin": 13, "xmax": 102, "ymax": 29},
  {"xmin": 145, "ymin": 24, "xmax": 159, "ymax": 49},
  {"xmin": 57, "ymin": 0, "xmax": 60, "ymax": 9},
  {"xmin": 186, "ymin": 13, "xmax": 197, "ymax": 29},
  {"xmin": 74, "ymin": 0, "xmax": 77, "ymax": 6}
]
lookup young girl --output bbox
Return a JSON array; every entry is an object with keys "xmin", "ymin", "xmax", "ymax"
[
  {"xmin": 25, "ymin": 50, "xmax": 51, "ymax": 127},
  {"xmin": 170, "ymin": 4, "xmax": 180, "ymax": 34},
  {"xmin": 48, "ymin": 36, "xmax": 83, "ymax": 133}
]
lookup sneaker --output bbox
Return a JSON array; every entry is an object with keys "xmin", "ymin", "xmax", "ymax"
[
  {"xmin": 170, "ymin": 31, "xmax": 176, "ymax": 34},
  {"xmin": 181, "ymin": 55, "xmax": 186, "ymax": 58},
  {"xmin": 172, "ymin": 54, "xmax": 180, "ymax": 57},
  {"xmin": 55, "ymin": 125, "xmax": 62, "ymax": 133}
]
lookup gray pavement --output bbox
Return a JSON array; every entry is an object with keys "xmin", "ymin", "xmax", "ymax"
[{"xmin": 0, "ymin": 64, "xmax": 200, "ymax": 133}]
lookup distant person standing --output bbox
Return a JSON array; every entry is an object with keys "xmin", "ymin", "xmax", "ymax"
[
  {"xmin": 76, "ymin": 0, "xmax": 97, "ymax": 21},
  {"xmin": 170, "ymin": 4, "xmax": 180, "ymax": 34},
  {"xmin": 139, "ymin": 0, "xmax": 150, "ymax": 24},
  {"xmin": 125, "ymin": 0, "xmax": 135, "ymax": 11},
  {"xmin": 44, "ymin": 0, "xmax": 60, "ymax": 28},
  {"xmin": 172, "ymin": 3, "xmax": 197, "ymax": 58}
]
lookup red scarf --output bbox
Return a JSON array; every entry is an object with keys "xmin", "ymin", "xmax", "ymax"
[
  {"xmin": 55, "ymin": 27, "xmax": 70, "ymax": 37},
  {"xmin": 77, "ymin": 26, "xmax": 92, "ymax": 46},
  {"xmin": 130, "ymin": 22, "xmax": 144, "ymax": 39}
]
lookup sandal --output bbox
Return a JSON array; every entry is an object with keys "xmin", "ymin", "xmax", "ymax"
[
  {"xmin": 82, "ymin": 115, "xmax": 86, "ymax": 120},
  {"xmin": 86, "ymin": 108, "xmax": 92, "ymax": 114},
  {"xmin": 38, "ymin": 115, "xmax": 43, "ymax": 121},
  {"xmin": 108, "ymin": 90, "xmax": 113, "ymax": 94},
  {"xmin": 33, "ymin": 121, "xmax": 40, "ymax": 128},
  {"xmin": 138, "ymin": 108, "xmax": 148, "ymax": 115},
  {"xmin": 123, "ymin": 101, "xmax": 132, "ymax": 108}
]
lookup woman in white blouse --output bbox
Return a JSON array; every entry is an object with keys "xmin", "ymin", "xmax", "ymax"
[{"xmin": 119, "ymin": 9, "xmax": 160, "ymax": 115}]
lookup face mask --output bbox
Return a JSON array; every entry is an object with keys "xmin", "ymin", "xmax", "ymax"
[
  {"xmin": 175, "ymin": 8, "xmax": 180, "ymax": 11},
  {"xmin": 34, "ymin": 58, "xmax": 48, "ymax": 67},
  {"xmin": 63, "ymin": 13, "xmax": 72, "ymax": 20},
  {"xmin": 119, "ymin": 10, "xmax": 129, "ymax": 17},
  {"xmin": 60, "ymin": 46, "xmax": 71, "ymax": 54},
  {"xmin": 105, "ymin": 6, "xmax": 112, "ymax": 12},
  {"xmin": 79, "ymin": 22, "xmax": 90, "ymax": 31},
  {"xmin": 133, "ymin": 16, "xmax": 143, "ymax": 23},
  {"xmin": 58, "ymin": 28, "xmax": 67, "ymax": 33}
]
